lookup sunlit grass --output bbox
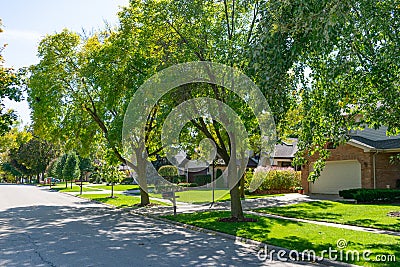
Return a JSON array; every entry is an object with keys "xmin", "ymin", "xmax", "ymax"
[
  {"xmin": 256, "ymin": 201, "xmax": 400, "ymax": 231},
  {"xmin": 164, "ymin": 211, "xmax": 400, "ymax": 266},
  {"xmin": 80, "ymin": 194, "xmax": 168, "ymax": 208}
]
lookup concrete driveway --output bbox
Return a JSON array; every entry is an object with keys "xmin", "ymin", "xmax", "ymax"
[{"xmin": 0, "ymin": 184, "xmax": 322, "ymax": 266}]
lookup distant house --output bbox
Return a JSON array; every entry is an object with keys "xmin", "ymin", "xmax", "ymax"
[
  {"xmin": 273, "ymin": 138, "xmax": 299, "ymax": 169},
  {"xmin": 302, "ymin": 127, "xmax": 400, "ymax": 195}
]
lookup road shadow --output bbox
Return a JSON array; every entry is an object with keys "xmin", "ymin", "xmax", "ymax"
[{"xmin": 0, "ymin": 203, "xmax": 282, "ymax": 266}]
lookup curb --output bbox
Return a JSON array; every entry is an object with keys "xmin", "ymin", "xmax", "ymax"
[
  {"xmin": 132, "ymin": 210, "xmax": 357, "ymax": 267},
  {"xmin": 63, "ymin": 190, "xmax": 358, "ymax": 267}
]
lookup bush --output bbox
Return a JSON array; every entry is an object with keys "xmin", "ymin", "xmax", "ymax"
[
  {"xmin": 178, "ymin": 182, "xmax": 198, "ymax": 187},
  {"xmin": 172, "ymin": 175, "xmax": 186, "ymax": 184},
  {"xmin": 158, "ymin": 165, "xmax": 178, "ymax": 176},
  {"xmin": 339, "ymin": 188, "xmax": 362, "ymax": 199},
  {"xmin": 193, "ymin": 174, "xmax": 211, "ymax": 186},
  {"xmin": 252, "ymin": 167, "xmax": 301, "ymax": 192},
  {"xmin": 353, "ymin": 189, "xmax": 400, "ymax": 203},
  {"xmin": 121, "ymin": 177, "xmax": 135, "ymax": 185}
]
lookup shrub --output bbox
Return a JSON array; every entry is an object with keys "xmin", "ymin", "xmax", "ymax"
[
  {"xmin": 353, "ymin": 189, "xmax": 400, "ymax": 203},
  {"xmin": 251, "ymin": 167, "xmax": 301, "ymax": 192},
  {"xmin": 178, "ymin": 182, "xmax": 198, "ymax": 187},
  {"xmin": 158, "ymin": 165, "xmax": 178, "ymax": 176},
  {"xmin": 193, "ymin": 174, "xmax": 211, "ymax": 186},
  {"xmin": 158, "ymin": 165, "xmax": 179, "ymax": 182},
  {"xmin": 339, "ymin": 188, "xmax": 362, "ymax": 199},
  {"xmin": 172, "ymin": 175, "xmax": 186, "ymax": 184},
  {"xmin": 120, "ymin": 177, "xmax": 135, "ymax": 185}
]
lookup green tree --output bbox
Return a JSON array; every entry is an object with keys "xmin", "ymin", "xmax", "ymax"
[
  {"xmin": 55, "ymin": 154, "xmax": 68, "ymax": 187},
  {"xmin": 0, "ymin": 19, "xmax": 24, "ymax": 135},
  {"xmin": 27, "ymin": 28, "xmax": 161, "ymax": 206},
  {"xmin": 102, "ymin": 164, "xmax": 125, "ymax": 198},
  {"xmin": 251, "ymin": 0, "xmax": 400, "ymax": 180},
  {"xmin": 158, "ymin": 165, "xmax": 178, "ymax": 182},
  {"xmin": 78, "ymin": 156, "xmax": 93, "ymax": 181},
  {"xmin": 118, "ymin": 0, "xmax": 267, "ymax": 220},
  {"xmin": 15, "ymin": 138, "xmax": 55, "ymax": 182},
  {"xmin": 46, "ymin": 159, "xmax": 58, "ymax": 178},
  {"xmin": 62, "ymin": 152, "xmax": 80, "ymax": 189}
]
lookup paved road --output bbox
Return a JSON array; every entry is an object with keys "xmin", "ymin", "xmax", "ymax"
[{"xmin": 0, "ymin": 184, "xmax": 322, "ymax": 267}]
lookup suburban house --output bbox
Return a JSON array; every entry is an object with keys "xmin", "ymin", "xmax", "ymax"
[
  {"xmin": 273, "ymin": 138, "xmax": 299, "ymax": 169},
  {"xmin": 302, "ymin": 127, "xmax": 400, "ymax": 195},
  {"xmin": 174, "ymin": 140, "xmax": 299, "ymax": 184}
]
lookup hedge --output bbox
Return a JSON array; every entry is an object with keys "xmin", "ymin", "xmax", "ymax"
[
  {"xmin": 193, "ymin": 174, "xmax": 211, "ymax": 186},
  {"xmin": 339, "ymin": 188, "xmax": 400, "ymax": 203},
  {"xmin": 338, "ymin": 188, "xmax": 361, "ymax": 199},
  {"xmin": 249, "ymin": 167, "xmax": 301, "ymax": 191},
  {"xmin": 171, "ymin": 175, "xmax": 186, "ymax": 184},
  {"xmin": 178, "ymin": 182, "xmax": 198, "ymax": 187}
]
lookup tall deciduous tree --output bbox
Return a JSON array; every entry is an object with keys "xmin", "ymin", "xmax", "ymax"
[
  {"xmin": 63, "ymin": 151, "xmax": 80, "ymax": 189},
  {"xmin": 15, "ymin": 138, "xmax": 55, "ymax": 182},
  {"xmin": 102, "ymin": 164, "xmax": 125, "ymax": 198},
  {"xmin": 252, "ymin": 0, "xmax": 400, "ymax": 180},
  {"xmin": 118, "ymin": 0, "xmax": 268, "ymax": 220},
  {"xmin": 27, "ymin": 28, "xmax": 161, "ymax": 205},
  {"xmin": 0, "ymin": 19, "xmax": 22, "ymax": 135},
  {"xmin": 55, "ymin": 154, "xmax": 68, "ymax": 187}
]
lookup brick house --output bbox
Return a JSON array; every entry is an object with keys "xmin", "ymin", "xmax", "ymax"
[{"xmin": 302, "ymin": 127, "xmax": 400, "ymax": 194}]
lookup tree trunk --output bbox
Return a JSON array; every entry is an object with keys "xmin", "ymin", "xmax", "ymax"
[
  {"xmin": 239, "ymin": 175, "xmax": 245, "ymax": 199},
  {"xmin": 70, "ymin": 180, "xmax": 72, "ymax": 189},
  {"xmin": 230, "ymin": 182, "xmax": 244, "ymax": 220},
  {"xmin": 111, "ymin": 184, "xmax": 114, "ymax": 198},
  {"xmin": 137, "ymin": 154, "xmax": 150, "ymax": 206},
  {"xmin": 65, "ymin": 179, "xmax": 67, "ymax": 188},
  {"xmin": 140, "ymin": 187, "xmax": 150, "ymax": 206},
  {"xmin": 227, "ymin": 136, "xmax": 244, "ymax": 220}
]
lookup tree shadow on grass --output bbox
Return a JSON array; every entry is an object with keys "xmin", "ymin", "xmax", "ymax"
[
  {"xmin": 373, "ymin": 221, "xmax": 400, "ymax": 232},
  {"xmin": 256, "ymin": 201, "xmax": 341, "ymax": 221},
  {"xmin": 267, "ymin": 236, "xmax": 399, "ymax": 266}
]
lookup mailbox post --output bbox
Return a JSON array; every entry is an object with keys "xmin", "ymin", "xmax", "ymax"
[
  {"xmin": 162, "ymin": 191, "xmax": 179, "ymax": 216},
  {"xmin": 75, "ymin": 180, "xmax": 84, "ymax": 195}
]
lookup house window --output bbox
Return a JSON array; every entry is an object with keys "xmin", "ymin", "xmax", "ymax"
[{"xmin": 280, "ymin": 161, "xmax": 292, "ymax": 167}]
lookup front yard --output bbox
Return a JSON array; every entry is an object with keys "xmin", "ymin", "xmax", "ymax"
[
  {"xmin": 164, "ymin": 211, "xmax": 399, "ymax": 266},
  {"xmin": 50, "ymin": 184, "xmax": 102, "ymax": 192},
  {"xmin": 256, "ymin": 200, "xmax": 400, "ymax": 231},
  {"xmin": 149, "ymin": 189, "xmax": 283, "ymax": 204},
  {"xmin": 80, "ymin": 194, "xmax": 168, "ymax": 208}
]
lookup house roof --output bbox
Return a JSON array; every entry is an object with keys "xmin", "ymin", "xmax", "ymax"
[
  {"xmin": 274, "ymin": 138, "xmax": 298, "ymax": 159},
  {"xmin": 349, "ymin": 126, "xmax": 400, "ymax": 150}
]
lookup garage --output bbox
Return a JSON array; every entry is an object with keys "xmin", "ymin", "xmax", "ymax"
[{"xmin": 309, "ymin": 160, "xmax": 361, "ymax": 194}]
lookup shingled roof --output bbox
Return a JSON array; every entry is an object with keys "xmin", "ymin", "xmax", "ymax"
[
  {"xmin": 349, "ymin": 126, "xmax": 400, "ymax": 150},
  {"xmin": 274, "ymin": 138, "xmax": 298, "ymax": 158}
]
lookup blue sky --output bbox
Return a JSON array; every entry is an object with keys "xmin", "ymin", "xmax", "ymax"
[{"xmin": 1, "ymin": 0, "xmax": 129, "ymax": 125}]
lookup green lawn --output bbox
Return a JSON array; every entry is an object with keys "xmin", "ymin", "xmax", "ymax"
[
  {"xmin": 51, "ymin": 185, "xmax": 102, "ymax": 192},
  {"xmin": 149, "ymin": 189, "xmax": 283, "ymax": 204},
  {"xmin": 80, "ymin": 194, "xmax": 167, "ymax": 208},
  {"xmin": 88, "ymin": 184, "xmax": 140, "ymax": 191},
  {"xmin": 164, "ymin": 211, "xmax": 399, "ymax": 266},
  {"xmin": 256, "ymin": 201, "xmax": 400, "ymax": 232}
]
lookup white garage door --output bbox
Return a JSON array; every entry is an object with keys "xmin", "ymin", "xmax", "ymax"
[{"xmin": 310, "ymin": 160, "xmax": 361, "ymax": 194}]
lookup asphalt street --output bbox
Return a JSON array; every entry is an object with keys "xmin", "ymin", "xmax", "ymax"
[{"xmin": 0, "ymin": 184, "xmax": 322, "ymax": 266}]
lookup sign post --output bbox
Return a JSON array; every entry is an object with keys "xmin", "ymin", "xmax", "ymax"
[{"xmin": 162, "ymin": 191, "xmax": 179, "ymax": 216}]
